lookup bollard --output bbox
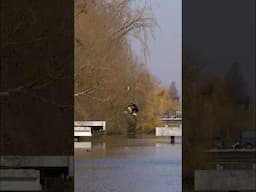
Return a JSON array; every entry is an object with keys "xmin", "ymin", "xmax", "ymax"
[{"xmin": 170, "ymin": 136, "xmax": 175, "ymax": 144}]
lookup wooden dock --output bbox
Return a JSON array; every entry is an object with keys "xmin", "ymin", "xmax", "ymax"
[
  {"xmin": 195, "ymin": 169, "xmax": 256, "ymax": 191},
  {"xmin": 155, "ymin": 127, "xmax": 182, "ymax": 137},
  {"xmin": 74, "ymin": 121, "xmax": 106, "ymax": 139},
  {"xmin": 0, "ymin": 169, "xmax": 42, "ymax": 191},
  {"xmin": 155, "ymin": 126, "xmax": 182, "ymax": 144},
  {"xmin": 156, "ymin": 115, "xmax": 182, "ymax": 143},
  {"xmin": 0, "ymin": 156, "xmax": 73, "ymax": 191},
  {"xmin": 195, "ymin": 149, "xmax": 256, "ymax": 191}
]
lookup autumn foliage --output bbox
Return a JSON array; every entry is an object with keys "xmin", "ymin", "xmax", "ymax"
[{"xmin": 75, "ymin": 0, "xmax": 179, "ymax": 134}]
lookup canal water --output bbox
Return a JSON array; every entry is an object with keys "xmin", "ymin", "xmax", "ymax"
[{"xmin": 75, "ymin": 136, "xmax": 181, "ymax": 192}]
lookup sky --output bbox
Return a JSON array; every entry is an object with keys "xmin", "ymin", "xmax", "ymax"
[{"xmin": 132, "ymin": 0, "xmax": 182, "ymax": 96}]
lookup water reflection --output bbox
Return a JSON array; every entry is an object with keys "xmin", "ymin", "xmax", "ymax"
[{"xmin": 75, "ymin": 136, "xmax": 181, "ymax": 192}]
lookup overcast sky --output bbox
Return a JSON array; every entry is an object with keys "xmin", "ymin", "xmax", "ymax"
[{"xmin": 132, "ymin": 0, "xmax": 182, "ymax": 95}]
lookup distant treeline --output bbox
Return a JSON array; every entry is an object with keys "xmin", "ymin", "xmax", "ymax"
[{"xmin": 183, "ymin": 47, "xmax": 254, "ymax": 179}]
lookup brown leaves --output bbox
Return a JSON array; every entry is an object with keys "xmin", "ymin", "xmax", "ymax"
[{"xmin": 74, "ymin": 0, "xmax": 178, "ymax": 133}]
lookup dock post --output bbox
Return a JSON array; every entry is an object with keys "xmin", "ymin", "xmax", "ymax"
[{"xmin": 170, "ymin": 136, "xmax": 175, "ymax": 144}]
